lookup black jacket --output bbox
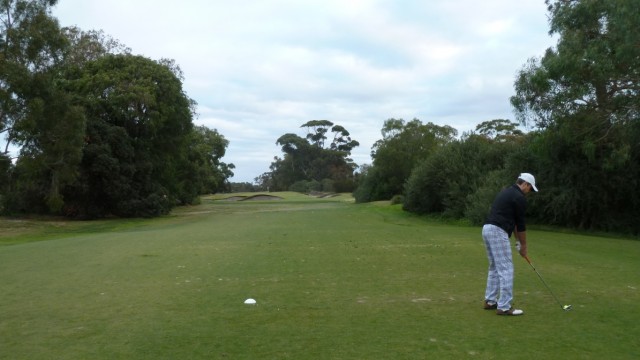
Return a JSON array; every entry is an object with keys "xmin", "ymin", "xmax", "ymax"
[{"xmin": 485, "ymin": 184, "xmax": 527, "ymax": 237}]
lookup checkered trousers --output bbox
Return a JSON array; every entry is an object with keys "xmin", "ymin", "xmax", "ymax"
[{"xmin": 482, "ymin": 224, "xmax": 514, "ymax": 311}]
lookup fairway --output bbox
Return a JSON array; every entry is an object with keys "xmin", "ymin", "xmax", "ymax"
[{"xmin": 1, "ymin": 193, "xmax": 639, "ymax": 359}]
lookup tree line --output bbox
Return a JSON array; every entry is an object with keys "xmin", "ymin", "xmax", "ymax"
[
  {"xmin": 353, "ymin": 0, "xmax": 640, "ymax": 235},
  {"xmin": 1, "ymin": 0, "xmax": 233, "ymax": 218},
  {"xmin": 2, "ymin": 0, "xmax": 638, "ymax": 236},
  {"xmin": 261, "ymin": 0, "xmax": 639, "ymax": 235}
]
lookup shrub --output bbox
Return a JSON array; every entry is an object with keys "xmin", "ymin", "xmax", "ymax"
[
  {"xmin": 464, "ymin": 170, "xmax": 508, "ymax": 225},
  {"xmin": 289, "ymin": 180, "xmax": 322, "ymax": 193},
  {"xmin": 390, "ymin": 195, "xmax": 404, "ymax": 205}
]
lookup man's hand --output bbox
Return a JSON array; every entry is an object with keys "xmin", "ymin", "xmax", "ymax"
[
  {"xmin": 518, "ymin": 241, "xmax": 527, "ymax": 257},
  {"xmin": 518, "ymin": 245, "xmax": 527, "ymax": 258},
  {"xmin": 515, "ymin": 231, "xmax": 528, "ymax": 258}
]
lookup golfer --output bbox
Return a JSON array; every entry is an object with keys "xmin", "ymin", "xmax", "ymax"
[{"xmin": 482, "ymin": 173, "xmax": 537, "ymax": 316}]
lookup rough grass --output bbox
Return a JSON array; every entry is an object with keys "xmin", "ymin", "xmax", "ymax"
[{"xmin": 0, "ymin": 193, "xmax": 638, "ymax": 359}]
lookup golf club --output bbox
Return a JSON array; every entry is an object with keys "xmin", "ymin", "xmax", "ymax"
[{"xmin": 524, "ymin": 255, "xmax": 572, "ymax": 311}]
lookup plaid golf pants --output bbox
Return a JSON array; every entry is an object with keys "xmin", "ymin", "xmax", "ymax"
[{"xmin": 482, "ymin": 224, "xmax": 514, "ymax": 311}]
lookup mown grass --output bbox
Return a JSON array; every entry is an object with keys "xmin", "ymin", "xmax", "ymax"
[{"xmin": 1, "ymin": 193, "xmax": 638, "ymax": 359}]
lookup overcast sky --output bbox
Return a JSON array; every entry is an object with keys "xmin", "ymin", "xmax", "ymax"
[{"xmin": 51, "ymin": 0, "xmax": 556, "ymax": 183}]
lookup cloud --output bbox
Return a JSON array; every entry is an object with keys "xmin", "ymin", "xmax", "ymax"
[{"xmin": 49, "ymin": 0, "xmax": 556, "ymax": 182}]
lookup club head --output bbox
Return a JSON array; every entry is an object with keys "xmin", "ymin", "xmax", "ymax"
[{"xmin": 562, "ymin": 304, "xmax": 572, "ymax": 311}]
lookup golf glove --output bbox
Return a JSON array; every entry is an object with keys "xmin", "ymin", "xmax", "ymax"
[{"xmin": 516, "ymin": 241, "xmax": 521, "ymax": 251}]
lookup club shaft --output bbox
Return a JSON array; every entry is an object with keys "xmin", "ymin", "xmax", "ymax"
[
  {"xmin": 530, "ymin": 266, "xmax": 564, "ymax": 308},
  {"xmin": 525, "ymin": 257, "xmax": 565, "ymax": 308}
]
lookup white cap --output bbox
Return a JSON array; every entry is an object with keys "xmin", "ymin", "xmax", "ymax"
[{"xmin": 518, "ymin": 173, "xmax": 538, "ymax": 192}]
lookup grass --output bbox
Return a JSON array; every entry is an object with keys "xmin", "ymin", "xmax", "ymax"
[{"xmin": 1, "ymin": 193, "xmax": 639, "ymax": 359}]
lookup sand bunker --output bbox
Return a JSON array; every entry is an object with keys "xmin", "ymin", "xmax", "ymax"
[
  {"xmin": 308, "ymin": 191, "xmax": 339, "ymax": 198},
  {"xmin": 220, "ymin": 194, "xmax": 284, "ymax": 201}
]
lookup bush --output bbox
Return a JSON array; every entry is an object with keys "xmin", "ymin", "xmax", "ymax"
[
  {"xmin": 353, "ymin": 167, "xmax": 393, "ymax": 203},
  {"xmin": 463, "ymin": 170, "xmax": 508, "ymax": 225},
  {"xmin": 403, "ymin": 149, "xmax": 454, "ymax": 214},
  {"xmin": 390, "ymin": 195, "xmax": 404, "ymax": 205},
  {"xmin": 288, "ymin": 181, "xmax": 308, "ymax": 193},
  {"xmin": 321, "ymin": 178, "xmax": 335, "ymax": 192},
  {"xmin": 289, "ymin": 180, "xmax": 322, "ymax": 193}
]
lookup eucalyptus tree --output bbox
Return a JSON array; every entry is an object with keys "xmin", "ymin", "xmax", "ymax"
[
  {"xmin": 354, "ymin": 118, "xmax": 457, "ymax": 202},
  {"xmin": 0, "ymin": 0, "xmax": 86, "ymax": 212},
  {"xmin": 511, "ymin": 0, "xmax": 640, "ymax": 232},
  {"xmin": 1, "ymin": 0, "xmax": 64, "ymax": 150},
  {"xmin": 262, "ymin": 120, "xmax": 359, "ymax": 191}
]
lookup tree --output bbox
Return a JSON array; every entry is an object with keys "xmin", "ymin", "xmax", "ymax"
[
  {"xmin": 55, "ymin": 54, "xmax": 196, "ymax": 217},
  {"xmin": 354, "ymin": 118, "xmax": 457, "ymax": 202},
  {"xmin": 403, "ymin": 127, "xmax": 526, "ymax": 217},
  {"xmin": 185, "ymin": 125, "xmax": 234, "ymax": 196},
  {"xmin": 61, "ymin": 26, "xmax": 131, "ymax": 66},
  {"xmin": 10, "ymin": 84, "xmax": 86, "ymax": 212},
  {"xmin": 1, "ymin": 5, "xmax": 235, "ymax": 217},
  {"xmin": 260, "ymin": 121, "xmax": 359, "ymax": 192},
  {"xmin": 511, "ymin": 0, "xmax": 640, "ymax": 232},
  {"xmin": 475, "ymin": 119, "xmax": 524, "ymax": 142},
  {"xmin": 0, "ymin": 0, "xmax": 86, "ymax": 212},
  {"xmin": 1, "ymin": 0, "xmax": 64, "ymax": 149}
]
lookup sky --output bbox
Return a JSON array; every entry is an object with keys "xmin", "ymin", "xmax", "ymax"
[{"xmin": 49, "ymin": 0, "xmax": 557, "ymax": 183}]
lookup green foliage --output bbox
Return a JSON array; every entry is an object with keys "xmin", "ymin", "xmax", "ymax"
[
  {"xmin": 0, "ymin": 154, "xmax": 11, "ymax": 194},
  {"xmin": 320, "ymin": 178, "xmax": 335, "ymax": 192},
  {"xmin": 376, "ymin": 0, "xmax": 640, "ymax": 234},
  {"xmin": 403, "ymin": 131, "xmax": 524, "ymax": 218},
  {"xmin": 288, "ymin": 179, "xmax": 323, "ymax": 193},
  {"xmin": 58, "ymin": 54, "xmax": 197, "ymax": 218},
  {"xmin": 13, "ymin": 87, "xmax": 86, "ymax": 213},
  {"xmin": 3, "ymin": 38, "xmax": 231, "ymax": 217},
  {"xmin": 2, "ymin": 5, "xmax": 234, "ymax": 218},
  {"xmin": 1, "ymin": 0, "xmax": 64, "ymax": 132},
  {"xmin": 0, "ymin": 0, "xmax": 71, "ymax": 214},
  {"xmin": 390, "ymin": 194, "xmax": 404, "ymax": 205},
  {"xmin": 474, "ymin": 119, "xmax": 524, "ymax": 141},
  {"xmin": 300, "ymin": 120, "xmax": 360, "ymax": 152},
  {"xmin": 353, "ymin": 166, "xmax": 392, "ymax": 203},
  {"xmin": 184, "ymin": 125, "xmax": 233, "ymax": 196},
  {"xmin": 229, "ymin": 182, "xmax": 258, "ymax": 192},
  {"xmin": 463, "ymin": 170, "xmax": 509, "ymax": 225},
  {"xmin": 354, "ymin": 118, "xmax": 457, "ymax": 202},
  {"xmin": 261, "ymin": 121, "xmax": 359, "ymax": 192},
  {"xmin": 511, "ymin": 0, "xmax": 640, "ymax": 234}
]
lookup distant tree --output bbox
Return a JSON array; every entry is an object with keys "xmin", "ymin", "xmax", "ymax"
[
  {"xmin": 475, "ymin": 119, "xmax": 524, "ymax": 142},
  {"xmin": 403, "ymin": 129, "xmax": 526, "ymax": 218},
  {"xmin": 229, "ymin": 182, "xmax": 257, "ymax": 192},
  {"xmin": 185, "ymin": 125, "xmax": 234, "ymax": 197},
  {"xmin": 264, "ymin": 121, "xmax": 359, "ymax": 192},
  {"xmin": 300, "ymin": 120, "xmax": 360, "ymax": 152},
  {"xmin": 354, "ymin": 118, "xmax": 457, "ymax": 202}
]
